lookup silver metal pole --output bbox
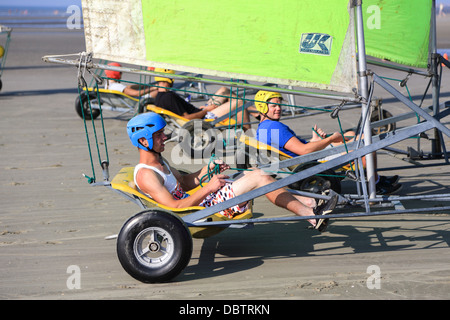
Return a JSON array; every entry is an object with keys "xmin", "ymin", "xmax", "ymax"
[
  {"xmin": 355, "ymin": 1, "xmax": 376, "ymax": 198},
  {"xmin": 430, "ymin": 0, "xmax": 442, "ymax": 158}
]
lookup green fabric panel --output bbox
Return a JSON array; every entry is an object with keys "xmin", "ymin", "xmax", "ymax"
[
  {"xmin": 362, "ymin": 0, "xmax": 431, "ymax": 68},
  {"xmin": 141, "ymin": 0, "xmax": 353, "ymax": 89}
]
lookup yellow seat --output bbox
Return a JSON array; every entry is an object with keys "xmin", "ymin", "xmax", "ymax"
[
  {"xmin": 239, "ymin": 133, "xmax": 354, "ymax": 172},
  {"xmin": 84, "ymin": 87, "xmax": 140, "ymax": 102},
  {"xmin": 110, "ymin": 166, "xmax": 253, "ymax": 238},
  {"xmin": 239, "ymin": 133, "xmax": 292, "ymax": 158}
]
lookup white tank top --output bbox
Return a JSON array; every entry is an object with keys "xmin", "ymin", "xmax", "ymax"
[
  {"xmin": 105, "ymin": 81, "xmax": 126, "ymax": 92},
  {"xmin": 134, "ymin": 161, "xmax": 188, "ymax": 200}
]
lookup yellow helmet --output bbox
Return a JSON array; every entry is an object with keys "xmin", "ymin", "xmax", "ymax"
[
  {"xmin": 154, "ymin": 68, "xmax": 175, "ymax": 84},
  {"xmin": 0, "ymin": 45, "xmax": 4, "ymax": 59},
  {"xmin": 254, "ymin": 90, "xmax": 283, "ymax": 114}
]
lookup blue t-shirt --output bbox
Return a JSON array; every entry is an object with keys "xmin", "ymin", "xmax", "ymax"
[{"xmin": 256, "ymin": 120, "xmax": 307, "ymax": 157}]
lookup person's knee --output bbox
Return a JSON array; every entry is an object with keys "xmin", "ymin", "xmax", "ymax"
[
  {"xmin": 304, "ymin": 197, "xmax": 316, "ymax": 208},
  {"xmin": 251, "ymin": 169, "xmax": 274, "ymax": 185}
]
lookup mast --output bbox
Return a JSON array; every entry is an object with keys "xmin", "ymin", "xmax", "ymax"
[
  {"xmin": 355, "ymin": 0, "xmax": 376, "ymax": 199},
  {"xmin": 430, "ymin": 0, "xmax": 442, "ymax": 158}
]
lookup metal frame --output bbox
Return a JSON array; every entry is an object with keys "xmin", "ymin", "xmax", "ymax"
[
  {"xmin": 42, "ymin": 1, "xmax": 450, "ymax": 232},
  {"xmin": 0, "ymin": 25, "xmax": 12, "ymax": 83}
]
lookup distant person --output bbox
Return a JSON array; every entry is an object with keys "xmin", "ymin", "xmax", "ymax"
[
  {"xmin": 154, "ymin": 68, "xmax": 251, "ymax": 130},
  {"xmin": 254, "ymin": 90, "xmax": 402, "ymax": 195},
  {"xmin": 104, "ymin": 62, "xmax": 157, "ymax": 98},
  {"xmin": 439, "ymin": 3, "xmax": 446, "ymax": 17}
]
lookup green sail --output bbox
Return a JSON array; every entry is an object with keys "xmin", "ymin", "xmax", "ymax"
[{"xmin": 362, "ymin": 0, "xmax": 431, "ymax": 68}]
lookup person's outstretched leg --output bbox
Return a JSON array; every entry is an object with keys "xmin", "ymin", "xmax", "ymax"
[{"xmin": 231, "ymin": 169, "xmax": 331, "ymax": 227}]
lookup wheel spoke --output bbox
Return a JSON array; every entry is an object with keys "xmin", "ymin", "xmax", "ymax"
[{"xmin": 139, "ymin": 246, "xmax": 150, "ymax": 257}]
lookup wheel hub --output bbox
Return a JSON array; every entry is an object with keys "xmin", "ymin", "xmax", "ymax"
[{"xmin": 148, "ymin": 241, "xmax": 160, "ymax": 252}]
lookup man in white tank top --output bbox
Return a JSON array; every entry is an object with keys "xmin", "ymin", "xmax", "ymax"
[
  {"xmin": 128, "ymin": 113, "xmax": 338, "ymax": 232},
  {"xmin": 105, "ymin": 62, "xmax": 157, "ymax": 99}
]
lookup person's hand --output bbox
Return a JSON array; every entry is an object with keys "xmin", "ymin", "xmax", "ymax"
[
  {"xmin": 199, "ymin": 104, "xmax": 216, "ymax": 112},
  {"xmin": 206, "ymin": 174, "xmax": 229, "ymax": 193},
  {"xmin": 209, "ymin": 159, "xmax": 230, "ymax": 173},
  {"xmin": 311, "ymin": 124, "xmax": 327, "ymax": 141},
  {"xmin": 329, "ymin": 132, "xmax": 345, "ymax": 143}
]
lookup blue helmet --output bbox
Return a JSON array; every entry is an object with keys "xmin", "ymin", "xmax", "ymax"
[{"xmin": 127, "ymin": 113, "xmax": 166, "ymax": 151}]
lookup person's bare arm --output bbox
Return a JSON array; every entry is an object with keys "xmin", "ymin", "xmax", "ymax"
[
  {"xmin": 123, "ymin": 85, "xmax": 154, "ymax": 97},
  {"xmin": 284, "ymin": 132, "xmax": 344, "ymax": 156},
  {"xmin": 181, "ymin": 104, "xmax": 216, "ymax": 120},
  {"xmin": 172, "ymin": 160, "xmax": 230, "ymax": 191},
  {"xmin": 136, "ymin": 167, "xmax": 228, "ymax": 208}
]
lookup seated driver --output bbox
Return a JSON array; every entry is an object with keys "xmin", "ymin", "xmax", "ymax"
[
  {"xmin": 127, "ymin": 112, "xmax": 339, "ymax": 231},
  {"xmin": 104, "ymin": 62, "xmax": 157, "ymax": 98}
]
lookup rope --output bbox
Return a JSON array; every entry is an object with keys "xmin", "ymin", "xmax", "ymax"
[
  {"xmin": 76, "ymin": 53, "xmax": 110, "ymax": 184},
  {"xmin": 199, "ymin": 154, "xmax": 221, "ymax": 187}
]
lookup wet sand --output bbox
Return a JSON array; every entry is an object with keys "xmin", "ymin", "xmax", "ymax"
[{"xmin": 0, "ymin": 19, "xmax": 450, "ymax": 302}]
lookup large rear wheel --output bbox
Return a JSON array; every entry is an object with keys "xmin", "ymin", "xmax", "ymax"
[{"xmin": 117, "ymin": 209, "xmax": 193, "ymax": 283}]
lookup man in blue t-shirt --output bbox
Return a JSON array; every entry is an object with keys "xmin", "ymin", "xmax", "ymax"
[
  {"xmin": 254, "ymin": 90, "xmax": 401, "ymax": 196},
  {"xmin": 257, "ymin": 116, "xmax": 322, "ymax": 158}
]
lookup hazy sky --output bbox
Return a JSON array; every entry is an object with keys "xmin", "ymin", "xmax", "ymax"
[
  {"xmin": 3, "ymin": 0, "xmax": 449, "ymax": 7},
  {"xmin": 3, "ymin": 0, "xmax": 82, "ymax": 7}
]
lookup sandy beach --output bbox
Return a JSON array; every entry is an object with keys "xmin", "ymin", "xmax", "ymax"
[{"xmin": 1, "ymin": 15, "xmax": 450, "ymax": 303}]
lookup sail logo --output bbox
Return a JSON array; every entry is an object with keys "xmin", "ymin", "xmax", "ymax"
[{"xmin": 299, "ymin": 33, "xmax": 332, "ymax": 56}]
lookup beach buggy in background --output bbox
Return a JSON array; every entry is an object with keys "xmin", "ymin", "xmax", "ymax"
[
  {"xmin": 75, "ymin": 62, "xmax": 208, "ymax": 120},
  {"xmin": 0, "ymin": 25, "xmax": 12, "ymax": 92},
  {"xmin": 75, "ymin": 86, "xmax": 153, "ymax": 119},
  {"xmin": 43, "ymin": 0, "xmax": 450, "ymax": 283}
]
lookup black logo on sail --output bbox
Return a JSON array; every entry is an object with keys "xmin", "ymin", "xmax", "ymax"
[{"xmin": 300, "ymin": 33, "xmax": 332, "ymax": 56}]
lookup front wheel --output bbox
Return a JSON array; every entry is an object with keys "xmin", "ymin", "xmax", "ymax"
[
  {"xmin": 371, "ymin": 109, "xmax": 396, "ymax": 135},
  {"xmin": 289, "ymin": 161, "xmax": 342, "ymax": 194},
  {"xmin": 75, "ymin": 93, "xmax": 100, "ymax": 120},
  {"xmin": 179, "ymin": 119, "xmax": 217, "ymax": 159},
  {"xmin": 138, "ymin": 97, "xmax": 155, "ymax": 114},
  {"xmin": 117, "ymin": 209, "xmax": 193, "ymax": 283}
]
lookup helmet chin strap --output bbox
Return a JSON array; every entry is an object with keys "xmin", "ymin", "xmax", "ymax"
[
  {"xmin": 262, "ymin": 112, "xmax": 279, "ymax": 121},
  {"xmin": 137, "ymin": 139, "xmax": 154, "ymax": 152}
]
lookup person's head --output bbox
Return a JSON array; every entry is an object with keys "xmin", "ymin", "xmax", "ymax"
[
  {"xmin": 105, "ymin": 62, "xmax": 122, "ymax": 81},
  {"xmin": 154, "ymin": 68, "xmax": 175, "ymax": 87},
  {"xmin": 254, "ymin": 90, "xmax": 283, "ymax": 121},
  {"xmin": 127, "ymin": 112, "xmax": 167, "ymax": 153}
]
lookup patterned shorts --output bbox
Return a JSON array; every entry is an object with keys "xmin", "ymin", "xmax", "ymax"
[{"xmin": 199, "ymin": 182, "xmax": 248, "ymax": 218}]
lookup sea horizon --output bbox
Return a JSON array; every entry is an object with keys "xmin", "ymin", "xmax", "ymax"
[{"xmin": 0, "ymin": 5, "xmax": 83, "ymax": 30}]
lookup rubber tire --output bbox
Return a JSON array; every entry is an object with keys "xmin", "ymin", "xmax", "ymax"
[
  {"xmin": 179, "ymin": 119, "xmax": 217, "ymax": 158},
  {"xmin": 117, "ymin": 209, "xmax": 193, "ymax": 283},
  {"xmin": 75, "ymin": 92, "xmax": 100, "ymax": 120},
  {"xmin": 138, "ymin": 97, "xmax": 155, "ymax": 114},
  {"xmin": 288, "ymin": 161, "xmax": 342, "ymax": 194},
  {"xmin": 371, "ymin": 109, "xmax": 396, "ymax": 135},
  {"xmin": 235, "ymin": 144, "xmax": 251, "ymax": 170}
]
